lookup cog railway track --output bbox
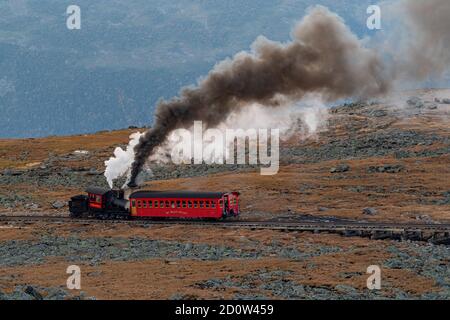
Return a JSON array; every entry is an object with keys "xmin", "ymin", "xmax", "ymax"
[{"xmin": 1, "ymin": 214, "xmax": 449, "ymax": 244}]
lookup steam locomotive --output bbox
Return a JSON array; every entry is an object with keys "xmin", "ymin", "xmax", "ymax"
[{"xmin": 69, "ymin": 187, "xmax": 240, "ymax": 220}]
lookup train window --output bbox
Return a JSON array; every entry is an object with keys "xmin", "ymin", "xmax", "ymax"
[
  {"xmin": 194, "ymin": 201, "xmax": 198, "ymax": 208},
  {"xmin": 188, "ymin": 201, "xmax": 192, "ymax": 208},
  {"xmin": 212, "ymin": 202, "xmax": 216, "ymax": 208},
  {"xmin": 143, "ymin": 201, "xmax": 147, "ymax": 208},
  {"xmin": 233, "ymin": 199, "xmax": 237, "ymax": 205},
  {"xmin": 160, "ymin": 201, "xmax": 164, "ymax": 208},
  {"xmin": 131, "ymin": 200, "xmax": 136, "ymax": 207},
  {"xmin": 205, "ymin": 201, "xmax": 210, "ymax": 208},
  {"xmin": 137, "ymin": 200, "xmax": 142, "ymax": 208},
  {"xmin": 199, "ymin": 201, "xmax": 204, "ymax": 208},
  {"xmin": 95, "ymin": 195, "xmax": 102, "ymax": 203},
  {"xmin": 218, "ymin": 200, "xmax": 222, "ymax": 208},
  {"xmin": 154, "ymin": 201, "xmax": 159, "ymax": 208},
  {"xmin": 177, "ymin": 201, "xmax": 181, "ymax": 208},
  {"xmin": 171, "ymin": 201, "xmax": 175, "ymax": 208},
  {"xmin": 148, "ymin": 201, "xmax": 152, "ymax": 208},
  {"xmin": 165, "ymin": 201, "xmax": 170, "ymax": 207},
  {"xmin": 182, "ymin": 201, "xmax": 186, "ymax": 208}
]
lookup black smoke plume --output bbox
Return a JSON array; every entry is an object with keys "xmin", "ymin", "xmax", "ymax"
[{"xmin": 128, "ymin": 1, "xmax": 450, "ymax": 187}]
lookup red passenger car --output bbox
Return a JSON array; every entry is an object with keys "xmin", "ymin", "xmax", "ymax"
[{"xmin": 129, "ymin": 190, "xmax": 240, "ymax": 219}]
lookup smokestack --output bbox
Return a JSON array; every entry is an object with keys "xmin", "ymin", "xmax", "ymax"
[{"xmin": 127, "ymin": 6, "xmax": 390, "ymax": 187}]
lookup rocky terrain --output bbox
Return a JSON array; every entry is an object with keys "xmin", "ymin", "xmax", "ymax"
[
  {"xmin": 0, "ymin": 89, "xmax": 449, "ymax": 299},
  {"xmin": 0, "ymin": 222, "xmax": 448, "ymax": 300}
]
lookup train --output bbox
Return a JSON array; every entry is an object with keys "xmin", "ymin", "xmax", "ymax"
[{"xmin": 68, "ymin": 187, "xmax": 240, "ymax": 220}]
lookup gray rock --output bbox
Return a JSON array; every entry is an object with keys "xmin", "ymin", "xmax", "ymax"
[
  {"xmin": 24, "ymin": 286, "xmax": 43, "ymax": 300},
  {"xmin": 407, "ymin": 97, "xmax": 424, "ymax": 108},
  {"xmin": 362, "ymin": 207, "xmax": 378, "ymax": 215},
  {"xmin": 442, "ymin": 98, "xmax": 450, "ymax": 104},
  {"xmin": 370, "ymin": 109, "xmax": 388, "ymax": 117},
  {"xmin": 416, "ymin": 214, "xmax": 433, "ymax": 223},
  {"xmin": 330, "ymin": 164, "xmax": 350, "ymax": 173},
  {"xmin": 51, "ymin": 200, "xmax": 66, "ymax": 209},
  {"xmin": 25, "ymin": 203, "xmax": 40, "ymax": 210},
  {"xmin": 2, "ymin": 169, "xmax": 23, "ymax": 176},
  {"xmin": 368, "ymin": 164, "xmax": 404, "ymax": 174},
  {"xmin": 334, "ymin": 284, "xmax": 358, "ymax": 294},
  {"xmin": 86, "ymin": 168, "xmax": 102, "ymax": 175}
]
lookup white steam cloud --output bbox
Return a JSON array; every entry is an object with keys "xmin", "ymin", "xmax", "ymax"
[{"xmin": 104, "ymin": 132, "xmax": 143, "ymax": 188}]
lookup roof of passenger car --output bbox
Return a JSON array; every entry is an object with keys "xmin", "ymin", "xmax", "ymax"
[{"xmin": 129, "ymin": 190, "xmax": 226, "ymax": 199}]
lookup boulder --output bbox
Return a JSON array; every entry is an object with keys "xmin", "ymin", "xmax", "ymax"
[
  {"xmin": 86, "ymin": 168, "xmax": 102, "ymax": 175},
  {"xmin": 368, "ymin": 164, "xmax": 404, "ymax": 174},
  {"xmin": 24, "ymin": 286, "xmax": 43, "ymax": 300},
  {"xmin": 362, "ymin": 207, "xmax": 378, "ymax": 215},
  {"xmin": 52, "ymin": 200, "xmax": 66, "ymax": 209},
  {"xmin": 25, "ymin": 203, "xmax": 40, "ymax": 210},
  {"xmin": 2, "ymin": 169, "xmax": 23, "ymax": 176},
  {"xmin": 330, "ymin": 164, "xmax": 350, "ymax": 173},
  {"xmin": 406, "ymin": 97, "xmax": 424, "ymax": 108}
]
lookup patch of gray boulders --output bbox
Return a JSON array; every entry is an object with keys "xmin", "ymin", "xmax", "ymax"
[
  {"xmin": 0, "ymin": 235, "xmax": 343, "ymax": 268},
  {"xmin": 281, "ymin": 129, "xmax": 449, "ymax": 164},
  {"xmin": 193, "ymin": 263, "xmax": 448, "ymax": 300}
]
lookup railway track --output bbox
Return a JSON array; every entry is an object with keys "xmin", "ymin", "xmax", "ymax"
[{"xmin": 1, "ymin": 214, "xmax": 450, "ymax": 244}]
